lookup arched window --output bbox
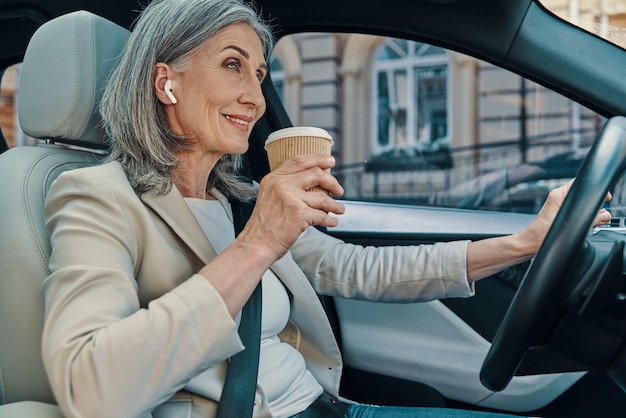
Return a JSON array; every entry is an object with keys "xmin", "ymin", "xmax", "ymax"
[{"xmin": 372, "ymin": 39, "xmax": 449, "ymax": 153}]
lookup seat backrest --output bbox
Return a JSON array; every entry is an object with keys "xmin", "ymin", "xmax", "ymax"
[{"xmin": 0, "ymin": 11, "xmax": 129, "ymax": 404}]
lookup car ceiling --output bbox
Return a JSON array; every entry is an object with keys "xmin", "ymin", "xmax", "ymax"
[
  {"xmin": 1, "ymin": 0, "xmax": 529, "ymax": 64},
  {"xmin": 2, "ymin": 0, "xmax": 626, "ymax": 117}
]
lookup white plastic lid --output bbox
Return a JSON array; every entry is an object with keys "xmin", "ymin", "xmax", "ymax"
[{"xmin": 265, "ymin": 126, "xmax": 334, "ymax": 148}]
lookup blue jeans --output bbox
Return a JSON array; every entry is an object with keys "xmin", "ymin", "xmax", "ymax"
[
  {"xmin": 345, "ymin": 404, "xmax": 525, "ymax": 417},
  {"xmin": 289, "ymin": 393, "xmax": 525, "ymax": 418}
]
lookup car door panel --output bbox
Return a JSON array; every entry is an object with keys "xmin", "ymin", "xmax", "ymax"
[
  {"xmin": 334, "ymin": 297, "xmax": 585, "ymax": 412},
  {"xmin": 328, "ymin": 201, "xmax": 585, "ymax": 412}
]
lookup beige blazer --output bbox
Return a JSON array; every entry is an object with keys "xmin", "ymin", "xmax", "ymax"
[{"xmin": 42, "ymin": 161, "xmax": 471, "ymax": 418}]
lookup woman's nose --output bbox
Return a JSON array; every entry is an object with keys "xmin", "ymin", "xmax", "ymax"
[{"xmin": 241, "ymin": 76, "xmax": 265, "ymax": 109}]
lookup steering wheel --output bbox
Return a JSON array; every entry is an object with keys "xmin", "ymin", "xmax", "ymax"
[{"xmin": 480, "ymin": 116, "xmax": 626, "ymax": 392}]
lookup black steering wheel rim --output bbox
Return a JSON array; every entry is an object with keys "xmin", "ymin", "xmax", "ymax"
[{"xmin": 480, "ymin": 116, "xmax": 626, "ymax": 392}]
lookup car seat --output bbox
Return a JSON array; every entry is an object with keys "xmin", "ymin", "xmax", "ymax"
[{"xmin": 0, "ymin": 11, "xmax": 129, "ymax": 416}]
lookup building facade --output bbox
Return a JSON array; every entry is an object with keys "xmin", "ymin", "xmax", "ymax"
[{"xmin": 265, "ymin": 0, "xmax": 626, "ymax": 204}]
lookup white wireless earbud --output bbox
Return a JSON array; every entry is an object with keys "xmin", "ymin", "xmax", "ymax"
[{"xmin": 164, "ymin": 79, "xmax": 177, "ymax": 104}]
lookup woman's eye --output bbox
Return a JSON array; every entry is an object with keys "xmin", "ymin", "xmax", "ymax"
[
  {"xmin": 257, "ymin": 70, "xmax": 266, "ymax": 82},
  {"xmin": 226, "ymin": 59, "xmax": 241, "ymax": 71}
]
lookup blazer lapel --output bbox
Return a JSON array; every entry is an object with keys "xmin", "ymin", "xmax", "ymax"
[
  {"xmin": 140, "ymin": 186, "xmax": 218, "ymax": 265},
  {"xmin": 143, "ymin": 184, "xmax": 342, "ymax": 391}
]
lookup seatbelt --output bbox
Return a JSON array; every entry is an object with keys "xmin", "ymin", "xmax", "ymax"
[{"xmin": 216, "ymin": 198, "xmax": 262, "ymax": 418}]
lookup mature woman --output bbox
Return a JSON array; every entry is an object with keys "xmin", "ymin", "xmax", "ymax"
[{"xmin": 41, "ymin": 0, "xmax": 611, "ymax": 417}]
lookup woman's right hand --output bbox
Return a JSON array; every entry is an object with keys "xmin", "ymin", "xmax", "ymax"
[
  {"xmin": 198, "ymin": 154, "xmax": 344, "ymax": 316},
  {"xmin": 239, "ymin": 153, "xmax": 345, "ymax": 260}
]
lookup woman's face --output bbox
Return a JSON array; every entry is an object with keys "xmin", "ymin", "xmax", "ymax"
[{"xmin": 165, "ymin": 23, "xmax": 267, "ymax": 157}]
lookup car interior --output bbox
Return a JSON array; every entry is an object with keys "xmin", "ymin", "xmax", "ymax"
[
  {"xmin": 3, "ymin": 0, "xmax": 626, "ymax": 417},
  {"xmin": 0, "ymin": 10, "xmax": 130, "ymax": 416}
]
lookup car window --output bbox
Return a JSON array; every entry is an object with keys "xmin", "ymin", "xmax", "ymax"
[
  {"xmin": 270, "ymin": 33, "xmax": 604, "ymax": 215},
  {"xmin": 0, "ymin": 64, "xmax": 18, "ymax": 148},
  {"xmin": 539, "ymin": 0, "xmax": 626, "ymax": 49},
  {"xmin": 0, "ymin": 63, "xmax": 37, "ymax": 148}
]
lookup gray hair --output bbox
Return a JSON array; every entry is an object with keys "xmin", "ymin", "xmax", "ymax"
[{"xmin": 100, "ymin": 0, "xmax": 273, "ymax": 198}]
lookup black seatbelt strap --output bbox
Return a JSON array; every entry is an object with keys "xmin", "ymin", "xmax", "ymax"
[{"xmin": 216, "ymin": 198, "xmax": 262, "ymax": 418}]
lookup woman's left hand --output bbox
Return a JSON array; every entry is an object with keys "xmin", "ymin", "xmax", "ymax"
[
  {"xmin": 518, "ymin": 179, "xmax": 612, "ymax": 254},
  {"xmin": 467, "ymin": 179, "xmax": 612, "ymax": 282}
]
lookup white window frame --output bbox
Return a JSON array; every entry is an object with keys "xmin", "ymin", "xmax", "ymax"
[{"xmin": 370, "ymin": 39, "xmax": 450, "ymax": 155}]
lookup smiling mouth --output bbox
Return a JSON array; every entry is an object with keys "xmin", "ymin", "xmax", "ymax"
[{"xmin": 224, "ymin": 115, "xmax": 251, "ymax": 126}]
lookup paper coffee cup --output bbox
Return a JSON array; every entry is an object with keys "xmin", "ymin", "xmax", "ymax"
[{"xmin": 265, "ymin": 126, "xmax": 334, "ymax": 193}]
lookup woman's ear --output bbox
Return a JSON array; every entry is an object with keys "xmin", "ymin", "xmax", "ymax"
[{"xmin": 154, "ymin": 63, "xmax": 177, "ymax": 105}]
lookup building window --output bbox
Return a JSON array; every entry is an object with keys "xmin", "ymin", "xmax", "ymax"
[
  {"xmin": 269, "ymin": 55, "xmax": 285, "ymax": 101},
  {"xmin": 373, "ymin": 39, "xmax": 449, "ymax": 154}
]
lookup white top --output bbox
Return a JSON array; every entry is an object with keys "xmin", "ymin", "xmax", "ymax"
[{"xmin": 184, "ymin": 197, "xmax": 323, "ymax": 417}]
